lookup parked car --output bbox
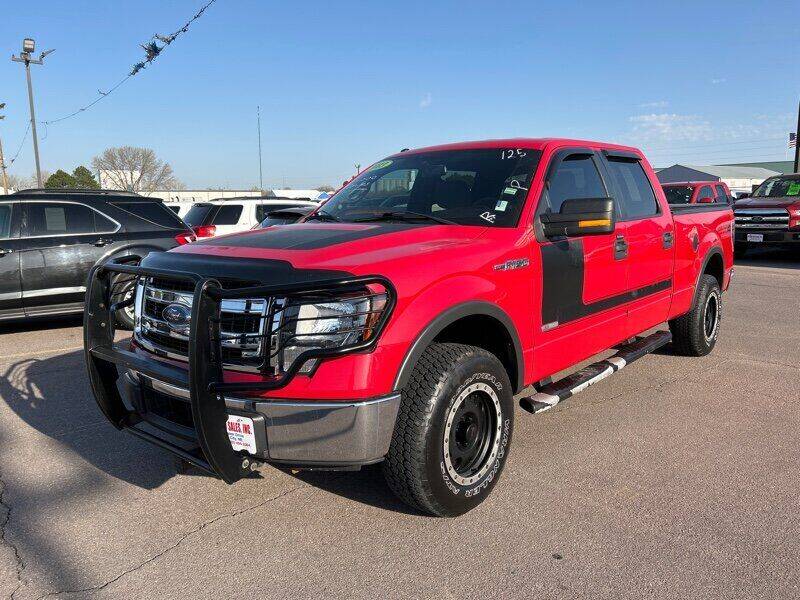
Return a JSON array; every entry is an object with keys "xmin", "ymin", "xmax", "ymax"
[
  {"xmin": 733, "ymin": 173, "xmax": 800, "ymax": 256},
  {"xmin": 662, "ymin": 181, "xmax": 732, "ymax": 205},
  {"xmin": 183, "ymin": 197, "xmax": 318, "ymax": 240},
  {"xmin": 253, "ymin": 205, "xmax": 314, "ymax": 229},
  {"xmin": 0, "ymin": 189, "xmax": 195, "ymax": 328},
  {"xmin": 84, "ymin": 139, "xmax": 733, "ymax": 517}
]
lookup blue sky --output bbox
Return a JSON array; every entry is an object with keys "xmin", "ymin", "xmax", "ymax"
[{"xmin": 1, "ymin": 0, "xmax": 798, "ymax": 189}]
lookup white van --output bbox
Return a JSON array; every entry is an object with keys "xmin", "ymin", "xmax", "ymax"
[{"xmin": 183, "ymin": 197, "xmax": 318, "ymax": 239}]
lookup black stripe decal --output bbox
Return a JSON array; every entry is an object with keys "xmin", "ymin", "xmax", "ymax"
[{"xmin": 541, "ymin": 239, "xmax": 671, "ymax": 327}]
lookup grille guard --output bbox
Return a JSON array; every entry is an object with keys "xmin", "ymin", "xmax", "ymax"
[{"xmin": 83, "ymin": 256, "xmax": 396, "ymax": 483}]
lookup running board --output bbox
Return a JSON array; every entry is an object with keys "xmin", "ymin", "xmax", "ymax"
[{"xmin": 519, "ymin": 330, "xmax": 672, "ymax": 414}]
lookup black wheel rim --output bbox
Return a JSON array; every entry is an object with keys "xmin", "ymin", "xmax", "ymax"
[
  {"xmin": 704, "ymin": 294, "xmax": 718, "ymax": 341},
  {"xmin": 447, "ymin": 392, "xmax": 495, "ymax": 478}
]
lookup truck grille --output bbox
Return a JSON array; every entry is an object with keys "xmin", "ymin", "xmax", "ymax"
[
  {"xmin": 734, "ymin": 208, "xmax": 789, "ymax": 230},
  {"xmin": 135, "ymin": 277, "xmax": 272, "ymax": 372}
]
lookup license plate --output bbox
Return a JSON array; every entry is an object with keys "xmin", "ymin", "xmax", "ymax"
[
  {"xmin": 226, "ymin": 415, "xmax": 257, "ymax": 454},
  {"xmin": 747, "ymin": 233, "xmax": 764, "ymax": 242}
]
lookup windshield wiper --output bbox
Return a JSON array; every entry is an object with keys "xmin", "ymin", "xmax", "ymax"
[
  {"xmin": 353, "ymin": 210, "xmax": 456, "ymax": 225},
  {"xmin": 304, "ymin": 209, "xmax": 342, "ymax": 222}
]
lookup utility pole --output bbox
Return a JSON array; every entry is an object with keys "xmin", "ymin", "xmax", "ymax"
[
  {"xmin": 11, "ymin": 38, "xmax": 55, "ymax": 188},
  {"xmin": 0, "ymin": 103, "xmax": 8, "ymax": 193},
  {"xmin": 794, "ymin": 98, "xmax": 800, "ymax": 174},
  {"xmin": 257, "ymin": 106, "xmax": 263, "ymax": 191}
]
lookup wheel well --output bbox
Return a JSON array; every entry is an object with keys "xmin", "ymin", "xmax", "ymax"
[
  {"xmin": 704, "ymin": 252, "xmax": 724, "ymax": 288},
  {"xmin": 433, "ymin": 315, "xmax": 519, "ymax": 392}
]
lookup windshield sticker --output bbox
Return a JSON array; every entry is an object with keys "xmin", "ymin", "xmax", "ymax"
[
  {"xmin": 495, "ymin": 200, "xmax": 509, "ymax": 211},
  {"xmin": 368, "ymin": 160, "xmax": 393, "ymax": 171},
  {"xmin": 503, "ymin": 187, "xmax": 517, "ymax": 196},
  {"xmin": 480, "ymin": 211, "xmax": 497, "ymax": 223},
  {"xmin": 787, "ymin": 182, "xmax": 800, "ymax": 196},
  {"xmin": 500, "ymin": 149, "xmax": 527, "ymax": 160}
]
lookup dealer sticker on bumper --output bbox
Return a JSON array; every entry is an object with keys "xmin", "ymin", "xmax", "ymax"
[{"xmin": 226, "ymin": 415, "xmax": 257, "ymax": 454}]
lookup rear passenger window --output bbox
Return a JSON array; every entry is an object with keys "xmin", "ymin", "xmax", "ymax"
[
  {"xmin": 605, "ymin": 159, "xmax": 659, "ymax": 219},
  {"xmin": 0, "ymin": 204, "xmax": 12, "ymax": 238},
  {"xmin": 714, "ymin": 185, "xmax": 728, "ymax": 204},
  {"xmin": 93, "ymin": 211, "xmax": 118, "ymax": 233},
  {"xmin": 543, "ymin": 154, "xmax": 606, "ymax": 214},
  {"xmin": 26, "ymin": 202, "xmax": 97, "ymax": 236},
  {"xmin": 111, "ymin": 201, "xmax": 185, "ymax": 229},
  {"xmin": 212, "ymin": 204, "xmax": 243, "ymax": 225}
]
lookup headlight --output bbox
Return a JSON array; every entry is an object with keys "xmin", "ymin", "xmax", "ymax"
[{"xmin": 276, "ymin": 293, "xmax": 387, "ymax": 374}]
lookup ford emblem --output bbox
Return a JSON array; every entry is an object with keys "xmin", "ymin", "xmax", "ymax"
[{"xmin": 162, "ymin": 303, "xmax": 191, "ymax": 329}]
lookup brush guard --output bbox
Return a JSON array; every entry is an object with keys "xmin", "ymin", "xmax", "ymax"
[{"xmin": 83, "ymin": 256, "xmax": 396, "ymax": 483}]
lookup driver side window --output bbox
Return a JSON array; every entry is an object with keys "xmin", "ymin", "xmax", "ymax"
[{"xmin": 543, "ymin": 154, "xmax": 606, "ymax": 214}]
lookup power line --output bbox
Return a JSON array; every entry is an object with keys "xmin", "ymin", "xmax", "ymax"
[
  {"xmin": 42, "ymin": 0, "xmax": 218, "ymax": 126},
  {"xmin": 8, "ymin": 122, "xmax": 31, "ymax": 166}
]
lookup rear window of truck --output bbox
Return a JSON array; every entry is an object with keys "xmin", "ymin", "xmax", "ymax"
[{"xmin": 663, "ymin": 186, "xmax": 692, "ymax": 204}]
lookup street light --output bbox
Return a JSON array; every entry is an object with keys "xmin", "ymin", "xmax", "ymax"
[
  {"xmin": 11, "ymin": 37, "xmax": 55, "ymax": 188},
  {"xmin": 0, "ymin": 103, "xmax": 7, "ymax": 193}
]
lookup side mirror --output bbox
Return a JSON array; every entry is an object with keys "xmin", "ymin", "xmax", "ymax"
[
  {"xmin": 697, "ymin": 196, "xmax": 715, "ymax": 204},
  {"xmin": 540, "ymin": 197, "xmax": 615, "ymax": 237},
  {"xmin": 738, "ymin": 192, "xmax": 750, "ymax": 199}
]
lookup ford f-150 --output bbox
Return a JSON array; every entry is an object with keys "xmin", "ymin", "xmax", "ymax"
[{"xmin": 84, "ymin": 138, "xmax": 734, "ymax": 516}]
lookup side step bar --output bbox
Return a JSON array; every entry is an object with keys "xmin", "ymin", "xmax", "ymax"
[{"xmin": 520, "ymin": 330, "xmax": 672, "ymax": 414}]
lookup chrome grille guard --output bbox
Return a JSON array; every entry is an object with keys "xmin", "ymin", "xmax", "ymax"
[{"xmin": 83, "ymin": 255, "xmax": 396, "ymax": 483}]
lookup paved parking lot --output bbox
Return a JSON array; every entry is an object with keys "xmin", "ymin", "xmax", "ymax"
[{"xmin": 1, "ymin": 249, "xmax": 798, "ymax": 599}]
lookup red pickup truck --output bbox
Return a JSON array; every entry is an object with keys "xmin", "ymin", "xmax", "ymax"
[
  {"xmin": 84, "ymin": 139, "xmax": 734, "ymax": 516},
  {"xmin": 662, "ymin": 181, "xmax": 732, "ymax": 205}
]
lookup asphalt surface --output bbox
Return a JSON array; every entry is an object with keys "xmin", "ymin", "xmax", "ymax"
[{"xmin": 1, "ymin": 248, "xmax": 798, "ymax": 599}]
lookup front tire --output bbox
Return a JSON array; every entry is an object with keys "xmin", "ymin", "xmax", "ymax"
[
  {"xmin": 112, "ymin": 273, "xmax": 137, "ymax": 330},
  {"xmin": 382, "ymin": 343, "xmax": 514, "ymax": 517},
  {"xmin": 669, "ymin": 274, "xmax": 721, "ymax": 356}
]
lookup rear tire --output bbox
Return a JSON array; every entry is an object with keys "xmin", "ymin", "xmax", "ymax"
[
  {"xmin": 669, "ymin": 274, "xmax": 721, "ymax": 356},
  {"xmin": 382, "ymin": 343, "xmax": 514, "ymax": 517}
]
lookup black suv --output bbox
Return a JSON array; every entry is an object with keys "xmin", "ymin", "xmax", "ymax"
[{"xmin": 0, "ymin": 189, "xmax": 195, "ymax": 327}]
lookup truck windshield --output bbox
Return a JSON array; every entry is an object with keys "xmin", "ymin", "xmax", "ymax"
[
  {"xmin": 320, "ymin": 148, "xmax": 542, "ymax": 227},
  {"xmin": 662, "ymin": 186, "xmax": 693, "ymax": 204},
  {"xmin": 752, "ymin": 176, "xmax": 800, "ymax": 198}
]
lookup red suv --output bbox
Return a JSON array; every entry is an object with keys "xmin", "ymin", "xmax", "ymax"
[{"xmin": 85, "ymin": 139, "xmax": 734, "ymax": 516}]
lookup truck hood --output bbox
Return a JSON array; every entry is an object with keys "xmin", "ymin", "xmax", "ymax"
[
  {"xmin": 734, "ymin": 197, "xmax": 800, "ymax": 209},
  {"xmin": 169, "ymin": 222, "xmax": 493, "ymax": 278}
]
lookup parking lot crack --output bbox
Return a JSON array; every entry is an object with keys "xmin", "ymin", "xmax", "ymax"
[
  {"xmin": 36, "ymin": 483, "xmax": 307, "ymax": 599},
  {"xmin": 1, "ymin": 471, "xmax": 25, "ymax": 600}
]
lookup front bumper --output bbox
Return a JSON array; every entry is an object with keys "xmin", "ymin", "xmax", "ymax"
[
  {"xmin": 83, "ymin": 256, "xmax": 397, "ymax": 483},
  {"xmin": 122, "ymin": 370, "xmax": 401, "ymax": 467}
]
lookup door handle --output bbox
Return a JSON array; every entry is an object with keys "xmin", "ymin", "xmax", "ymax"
[
  {"xmin": 93, "ymin": 238, "xmax": 113, "ymax": 247},
  {"xmin": 614, "ymin": 235, "xmax": 628, "ymax": 260},
  {"xmin": 0, "ymin": 248, "xmax": 13, "ymax": 257},
  {"xmin": 662, "ymin": 231, "xmax": 674, "ymax": 249}
]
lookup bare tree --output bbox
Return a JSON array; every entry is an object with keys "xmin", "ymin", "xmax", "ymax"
[
  {"xmin": 91, "ymin": 146, "xmax": 184, "ymax": 192},
  {"xmin": 13, "ymin": 171, "xmax": 51, "ymax": 190}
]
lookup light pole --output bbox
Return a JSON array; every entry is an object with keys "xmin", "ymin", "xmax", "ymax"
[
  {"xmin": 11, "ymin": 38, "xmax": 54, "ymax": 188},
  {"xmin": 0, "ymin": 103, "xmax": 8, "ymax": 193}
]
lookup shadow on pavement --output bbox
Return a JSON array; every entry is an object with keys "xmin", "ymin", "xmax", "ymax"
[
  {"xmin": 1, "ymin": 347, "xmax": 416, "ymax": 514},
  {"xmin": 0, "ymin": 349, "xmax": 177, "ymax": 490},
  {"xmin": 0, "ymin": 314, "xmax": 83, "ymax": 335},
  {"xmin": 735, "ymin": 246, "xmax": 800, "ymax": 270},
  {"xmin": 287, "ymin": 464, "xmax": 422, "ymax": 517}
]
